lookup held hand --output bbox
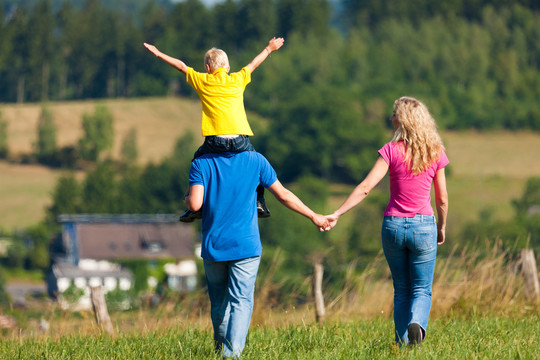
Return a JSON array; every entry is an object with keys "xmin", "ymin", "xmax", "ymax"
[
  {"xmin": 267, "ymin": 37, "xmax": 285, "ymax": 52},
  {"xmin": 143, "ymin": 43, "xmax": 160, "ymax": 56},
  {"xmin": 311, "ymin": 213, "xmax": 330, "ymax": 232},
  {"xmin": 324, "ymin": 214, "xmax": 339, "ymax": 231}
]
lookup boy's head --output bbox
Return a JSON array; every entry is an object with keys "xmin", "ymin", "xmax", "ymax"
[{"xmin": 204, "ymin": 48, "xmax": 230, "ymax": 73}]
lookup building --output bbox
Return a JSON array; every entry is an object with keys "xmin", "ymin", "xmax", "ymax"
[{"xmin": 48, "ymin": 214, "xmax": 198, "ymax": 309}]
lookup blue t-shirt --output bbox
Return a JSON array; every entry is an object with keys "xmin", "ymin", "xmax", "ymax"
[{"xmin": 189, "ymin": 151, "xmax": 278, "ymax": 261}]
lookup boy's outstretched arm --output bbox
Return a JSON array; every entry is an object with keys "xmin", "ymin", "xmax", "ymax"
[
  {"xmin": 246, "ymin": 37, "xmax": 284, "ymax": 73},
  {"xmin": 144, "ymin": 43, "xmax": 188, "ymax": 75}
]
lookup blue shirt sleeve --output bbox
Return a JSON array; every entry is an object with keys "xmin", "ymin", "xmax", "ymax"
[
  {"xmin": 189, "ymin": 160, "xmax": 204, "ymax": 186},
  {"xmin": 259, "ymin": 155, "xmax": 278, "ymax": 188}
]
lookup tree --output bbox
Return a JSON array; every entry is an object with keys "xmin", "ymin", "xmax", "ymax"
[
  {"xmin": 81, "ymin": 160, "xmax": 118, "ymax": 213},
  {"xmin": 120, "ymin": 127, "xmax": 138, "ymax": 169},
  {"xmin": 79, "ymin": 105, "xmax": 114, "ymax": 162},
  {"xmin": 35, "ymin": 106, "xmax": 57, "ymax": 164},
  {"xmin": 26, "ymin": 0, "xmax": 55, "ymax": 102},
  {"xmin": 46, "ymin": 173, "xmax": 81, "ymax": 227},
  {"xmin": 0, "ymin": 110, "xmax": 8, "ymax": 158}
]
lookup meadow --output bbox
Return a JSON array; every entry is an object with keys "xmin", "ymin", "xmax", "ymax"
[
  {"xmin": 1, "ymin": 98, "xmax": 540, "ymax": 231},
  {"xmin": 0, "ymin": 316, "xmax": 539, "ymax": 359},
  {"xmin": 1, "ymin": 241, "xmax": 539, "ymax": 359}
]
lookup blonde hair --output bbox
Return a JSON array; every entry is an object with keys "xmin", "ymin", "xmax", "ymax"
[
  {"xmin": 391, "ymin": 96, "xmax": 445, "ymax": 175},
  {"xmin": 204, "ymin": 48, "xmax": 229, "ymax": 70}
]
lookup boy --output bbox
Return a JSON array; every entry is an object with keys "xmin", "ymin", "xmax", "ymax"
[{"xmin": 144, "ymin": 37, "xmax": 284, "ymax": 222}]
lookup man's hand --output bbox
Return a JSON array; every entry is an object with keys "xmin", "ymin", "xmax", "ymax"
[
  {"xmin": 311, "ymin": 213, "xmax": 330, "ymax": 232},
  {"xmin": 324, "ymin": 214, "xmax": 339, "ymax": 231},
  {"xmin": 266, "ymin": 37, "xmax": 285, "ymax": 53}
]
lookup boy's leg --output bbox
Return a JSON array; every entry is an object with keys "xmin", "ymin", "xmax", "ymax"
[
  {"xmin": 230, "ymin": 136, "xmax": 271, "ymax": 218},
  {"xmin": 256, "ymin": 185, "xmax": 270, "ymax": 218}
]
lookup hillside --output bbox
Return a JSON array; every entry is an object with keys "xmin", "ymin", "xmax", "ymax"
[
  {"xmin": 1, "ymin": 97, "xmax": 204, "ymax": 165},
  {"xmin": 1, "ymin": 97, "xmax": 540, "ymax": 231}
]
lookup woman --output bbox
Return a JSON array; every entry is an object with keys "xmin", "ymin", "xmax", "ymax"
[{"xmin": 326, "ymin": 96, "xmax": 449, "ymax": 345}]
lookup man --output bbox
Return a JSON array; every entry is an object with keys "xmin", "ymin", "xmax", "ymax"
[{"xmin": 185, "ymin": 151, "xmax": 329, "ymax": 358}]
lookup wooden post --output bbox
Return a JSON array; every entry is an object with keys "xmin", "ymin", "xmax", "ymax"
[
  {"xmin": 521, "ymin": 249, "xmax": 539, "ymax": 301},
  {"xmin": 90, "ymin": 285, "xmax": 114, "ymax": 335},
  {"xmin": 312, "ymin": 262, "xmax": 325, "ymax": 324}
]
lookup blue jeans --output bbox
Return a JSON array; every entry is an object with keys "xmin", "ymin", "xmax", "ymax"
[
  {"xmin": 381, "ymin": 214, "xmax": 437, "ymax": 344},
  {"xmin": 204, "ymin": 256, "xmax": 261, "ymax": 358},
  {"xmin": 193, "ymin": 135, "xmax": 255, "ymax": 159}
]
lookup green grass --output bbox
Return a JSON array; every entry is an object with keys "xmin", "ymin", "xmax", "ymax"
[{"xmin": 0, "ymin": 315, "xmax": 538, "ymax": 359}]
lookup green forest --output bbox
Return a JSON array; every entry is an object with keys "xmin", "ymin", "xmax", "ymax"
[{"xmin": 0, "ymin": 0, "xmax": 539, "ymax": 300}]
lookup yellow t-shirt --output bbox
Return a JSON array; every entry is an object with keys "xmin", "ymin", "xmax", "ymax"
[{"xmin": 186, "ymin": 66, "xmax": 254, "ymax": 136}]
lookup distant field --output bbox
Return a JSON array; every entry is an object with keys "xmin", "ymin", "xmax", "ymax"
[
  {"xmin": 0, "ymin": 98, "xmax": 539, "ymax": 231},
  {"xmin": 1, "ymin": 97, "xmax": 204, "ymax": 165}
]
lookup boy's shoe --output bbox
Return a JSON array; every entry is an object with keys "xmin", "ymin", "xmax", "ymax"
[
  {"xmin": 257, "ymin": 199, "xmax": 271, "ymax": 218},
  {"xmin": 179, "ymin": 209, "xmax": 202, "ymax": 223},
  {"xmin": 408, "ymin": 323, "xmax": 423, "ymax": 345}
]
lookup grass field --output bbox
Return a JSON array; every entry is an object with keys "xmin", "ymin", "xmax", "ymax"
[
  {"xmin": 0, "ymin": 98, "xmax": 539, "ymax": 232},
  {"xmin": 0, "ymin": 315, "xmax": 538, "ymax": 359},
  {"xmin": 0, "ymin": 234, "xmax": 538, "ymax": 358}
]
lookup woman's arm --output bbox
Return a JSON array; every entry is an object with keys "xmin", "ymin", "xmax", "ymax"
[
  {"xmin": 433, "ymin": 168, "xmax": 448, "ymax": 245},
  {"xmin": 144, "ymin": 43, "xmax": 188, "ymax": 74},
  {"xmin": 326, "ymin": 156, "xmax": 389, "ymax": 229}
]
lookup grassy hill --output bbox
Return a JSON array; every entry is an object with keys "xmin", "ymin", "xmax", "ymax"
[{"xmin": 1, "ymin": 97, "xmax": 540, "ymax": 232}]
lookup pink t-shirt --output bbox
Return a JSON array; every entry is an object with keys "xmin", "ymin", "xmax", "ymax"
[{"xmin": 378, "ymin": 141, "xmax": 449, "ymax": 217}]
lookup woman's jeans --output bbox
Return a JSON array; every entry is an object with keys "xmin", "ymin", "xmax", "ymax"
[
  {"xmin": 381, "ymin": 214, "xmax": 437, "ymax": 344},
  {"xmin": 204, "ymin": 256, "xmax": 261, "ymax": 358}
]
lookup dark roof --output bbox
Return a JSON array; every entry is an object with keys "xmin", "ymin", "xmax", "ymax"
[{"xmin": 59, "ymin": 214, "xmax": 196, "ymax": 260}]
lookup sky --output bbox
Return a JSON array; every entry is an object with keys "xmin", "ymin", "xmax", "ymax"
[{"xmin": 171, "ymin": 0, "xmax": 226, "ymax": 6}]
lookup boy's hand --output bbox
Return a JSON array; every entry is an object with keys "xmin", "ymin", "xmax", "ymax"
[
  {"xmin": 266, "ymin": 37, "xmax": 285, "ymax": 53},
  {"xmin": 144, "ymin": 43, "xmax": 161, "ymax": 57}
]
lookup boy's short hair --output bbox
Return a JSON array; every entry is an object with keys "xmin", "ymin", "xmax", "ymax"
[{"xmin": 204, "ymin": 48, "xmax": 229, "ymax": 70}]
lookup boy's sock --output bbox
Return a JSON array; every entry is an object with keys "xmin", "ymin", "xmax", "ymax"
[
  {"xmin": 256, "ymin": 185, "xmax": 270, "ymax": 218},
  {"xmin": 179, "ymin": 209, "xmax": 202, "ymax": 223}
]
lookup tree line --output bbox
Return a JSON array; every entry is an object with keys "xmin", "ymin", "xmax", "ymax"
[{"xmin": 0, "ymin": 0, "xmax": 538, "ymax": 128}]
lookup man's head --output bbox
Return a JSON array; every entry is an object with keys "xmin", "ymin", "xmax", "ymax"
[{"xmin": 204, "ymin": 48, "xmax": 230, "ymax": 73}]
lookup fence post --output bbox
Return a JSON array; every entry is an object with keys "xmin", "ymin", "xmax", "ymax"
[
  {"xmin": 90, "ymin": 285, "xmax": 114, "ymax": 335},
  {"xmin": 312, "ymin": 261, "xmax": 325, "ymax": 324},
  {"xmin": 520, "ymin": 249, "xmax": 539, "ymax": 301}
]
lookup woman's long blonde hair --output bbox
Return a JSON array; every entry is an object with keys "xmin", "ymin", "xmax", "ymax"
[{"xmin": 391, "ymin": 96, "xmax": 444, "ymax": 175}]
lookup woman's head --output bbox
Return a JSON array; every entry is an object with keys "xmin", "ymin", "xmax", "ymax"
[
  {"xmin": 204, "ymin": 48, "xmax": 230, "ymax": 73},
  {"xmin": 391, "ymin": 96, "xmax": 444, "ymax": 174}
]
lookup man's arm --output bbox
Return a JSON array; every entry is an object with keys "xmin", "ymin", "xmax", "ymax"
[
  {"xmin": 184, "ymin": 184, "xmax": 204, "ymax": 212},
  {"xmin": 144, "ymin": 43, "xmax": 188, "ymax": 75},
  {"xmin": 267, "ymin": 180, "xmax": 329, "ymax": 230},
  {"xmin": 246, "ymin": 37, "xmax": 285, "ymax": 73}
]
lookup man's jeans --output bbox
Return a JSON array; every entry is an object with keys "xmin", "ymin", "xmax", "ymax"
[
  {"xmin": 204, "ymin": 256, "xmax": 261, "ymax": 358},
  {"xmin": 381, "ymin": 215, "xmax": 437, "ymax": 344}
]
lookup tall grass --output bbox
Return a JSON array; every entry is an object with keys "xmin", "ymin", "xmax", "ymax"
[{"xmin": 1, "ymin": 241, "xmax": 538, "ymax": 358}]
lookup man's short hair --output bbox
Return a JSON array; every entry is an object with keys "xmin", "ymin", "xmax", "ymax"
[{"xmin": 204, "ymin": 48, "xmax": 229, "ymax": 70}]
